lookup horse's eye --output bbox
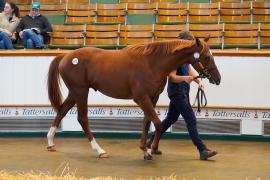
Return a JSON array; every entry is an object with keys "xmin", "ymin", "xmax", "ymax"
[{"xmin": 204, "ymin": 56, "xmax": 210, "ymax": 63}]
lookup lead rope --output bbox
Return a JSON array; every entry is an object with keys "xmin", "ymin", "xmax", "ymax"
[{"xmin": 193, "ymin": 75, "xmax": 207, "ymax": 112}]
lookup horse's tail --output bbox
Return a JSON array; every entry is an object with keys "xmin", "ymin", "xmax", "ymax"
[{"xmin": 47, "ymin": 54, "xmax": 65, "ymax": 113}]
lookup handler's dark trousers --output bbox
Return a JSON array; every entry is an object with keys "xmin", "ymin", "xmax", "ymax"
[{"xmin": 151, "ymin": 94, "xmax": 206, "ymax": 153}]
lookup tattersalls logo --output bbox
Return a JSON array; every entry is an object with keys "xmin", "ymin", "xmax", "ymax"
[
  {"xmin": 0, "ymin": 107, "xmax": 269, "ymax": 120},
  {"xmin": 163, "ymin": 108, "xmax": 204, "ymax": 118},
  {"xmin": 0, "ymin": 108, "xmax": 12, "ymax": 116},
  {"xmin": 262, "ymin": 112, "xmax": 270, "ymax": 119},
  {"xmin": 116, "ymin": 108, "xmax": 144, "ymax": 116},
  {"xmin": 212, "ymin": 110, "xmax": 251, "ymax": 118},
  {"xmin": 69, "ymin": 107, "xmax": 106, "ymax": 116},
  {"xmin": 22, "ymin": 108, "xmax": 55, "ymax": 116}
]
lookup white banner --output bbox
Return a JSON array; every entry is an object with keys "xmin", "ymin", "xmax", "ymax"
[{"xmin": 1, "ymin": 107, "xmax": 269, "ymax": 120}]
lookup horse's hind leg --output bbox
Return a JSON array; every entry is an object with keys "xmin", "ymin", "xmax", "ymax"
[
  {"xmin": 47, "ymin": 93, "xmax": 75, "ymax": 151},
  {"xmin": 72, "ymin": 88, "xmax": 109, "ymax": 158}
]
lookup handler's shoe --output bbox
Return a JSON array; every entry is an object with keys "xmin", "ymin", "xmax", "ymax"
[{"xmin": 200, "ymin": 149, "xmax": 218, "ymax": 160}]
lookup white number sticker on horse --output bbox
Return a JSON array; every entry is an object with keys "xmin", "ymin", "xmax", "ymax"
[
  {"xmin": 72, "ymin": 58, "xmax": 79, "ymax": 65},
  {"xmin": 194, "ymin": 52, "xmax": 200, "ymax": 59}
]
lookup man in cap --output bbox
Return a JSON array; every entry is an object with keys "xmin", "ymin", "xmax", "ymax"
[{"xmin": 16, "ymin": 2, "xmax": 52, "ymax": 49}]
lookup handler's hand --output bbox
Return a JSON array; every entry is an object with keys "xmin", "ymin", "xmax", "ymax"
[{"xmin": 183, "ymin": 76, "xmax": 194, "ymax": 84}]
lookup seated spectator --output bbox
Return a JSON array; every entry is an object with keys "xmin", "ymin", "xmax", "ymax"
[
  {"xmin": 0, "ymin": 1, "xmax": 20, "ymax": 49},
  {"xmin": 16, "ymin": 2, "xmax": 52, "ymax": 49}
]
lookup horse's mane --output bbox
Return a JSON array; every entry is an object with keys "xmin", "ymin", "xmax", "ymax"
[{"xmin": 123, "ymin": 40, "xmax": 195, "ymax": 56}]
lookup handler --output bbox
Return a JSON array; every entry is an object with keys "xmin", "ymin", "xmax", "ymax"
[{"xmin": 147, "ymin": 31, "xmax": 218, "ymax": 160}]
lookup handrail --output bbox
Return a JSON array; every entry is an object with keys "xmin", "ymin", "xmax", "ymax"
[
  {"xmin": 0, "ymin": 104, "xmax": 270, "ymax": 111},
  {"xmin": 1, "ymin": 49, "xmax": 270, "ymax": 57}
]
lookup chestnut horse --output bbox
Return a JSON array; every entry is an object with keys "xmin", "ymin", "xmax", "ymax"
[{"xmin": 47, "ymin": 38, "xmax": 221, "ymax": 160}]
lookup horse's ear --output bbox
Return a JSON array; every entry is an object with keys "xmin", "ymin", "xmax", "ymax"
[
  {"xmin": 204, "ymin": 34, "xmax": 210, "ymax": 42},
  {"xmin": 195, "ymin": 37, "xmax": 201, "ymax": 47}
]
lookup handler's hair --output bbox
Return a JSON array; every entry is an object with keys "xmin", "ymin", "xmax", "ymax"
[{"xmin": 178, "ymin": 31, "xmax": 195, "ymax": 41}]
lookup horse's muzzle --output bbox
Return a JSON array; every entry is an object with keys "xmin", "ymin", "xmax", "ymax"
[
  {"xmin": 210, "ymin": 77, "xmax": 220, "ymax": 85},
  {"xmin": 210, "ymin": 78, "xmax": 220, "ymax": 85},
  {"xmin": 215, "ymin": 78, "xmax": 221, "ymax": 85}
]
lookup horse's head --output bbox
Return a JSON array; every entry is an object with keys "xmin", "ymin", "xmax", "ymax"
[{"xmin": 191, "ymin": 37, "xmax": 221, "ymax": 85}]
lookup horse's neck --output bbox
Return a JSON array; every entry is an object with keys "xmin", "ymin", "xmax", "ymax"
[{"xmin": 152, "ymin": 52, "xmax": 192, "ymax": 77}]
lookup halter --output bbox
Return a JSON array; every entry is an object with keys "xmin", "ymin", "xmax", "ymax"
[
  {"xmin": 191, "ymin": 45, "xmax": 216, "ymax": 80},
  {"xmin": 192, "ymin": 57, "xmax": 208, "ymax": 112},
  {"xmin": 191, "ymin": 45, "xmax": 212, "ymax": 112}
]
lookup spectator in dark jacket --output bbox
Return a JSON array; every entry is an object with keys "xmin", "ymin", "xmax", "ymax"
[{"xmin": 16, "ymin": 2, "xmax": 52, "ymax": 49}]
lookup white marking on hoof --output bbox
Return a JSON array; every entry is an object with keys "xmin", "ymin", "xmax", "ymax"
[
  {"xmin": 143, "ymin": 151, "xmax": 153, "ymax": 161},
  {"xmin": 47, "ymin": 126, "xmax": 56, "ymax": 147},
  {"xmin": 90, "ymin": 138, "xmax": 107, "ymax": 157},
  {"xmin": 99, "ymin": 152, "xmax": 109, "ymax": 158},
  {"xmin": 141, "ymin": 148, "xmax": 153, "ymax": 161},
  {"xmin": 72, "ymin": 58, "xmax": 79, "ymax": 65}
]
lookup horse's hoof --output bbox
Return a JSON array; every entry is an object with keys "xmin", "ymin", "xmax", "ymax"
[
  {"xmin": 144, "ymin": 153, "xmax": 153, "ymax": 161},
  {"xmin": 47, "ymin": 145, "xmax": 56, "ymax": 152},
  {"xmin": 143, "ymin": 149, "xmax": 152, "ymax": 161},
  {"xmin": 99, "ymin": 152, "xmax": 109, "ymax": 158}
]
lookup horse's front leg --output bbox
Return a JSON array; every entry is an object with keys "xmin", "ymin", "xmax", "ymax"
[
  {"xmin": 141, "ymin": 117, "xmax": 152, "ymax": 160},
  {"xmin": 136, "ymin": 96, "xmax": 162, "ymax": 160}
]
